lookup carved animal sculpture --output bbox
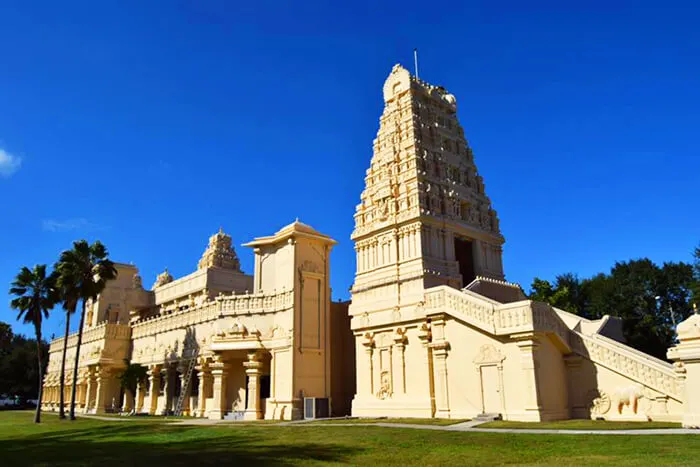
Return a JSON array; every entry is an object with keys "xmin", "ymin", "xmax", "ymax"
[{"xmin": 614, "ymin": 385, "xmax": 644, "ymax": 414}]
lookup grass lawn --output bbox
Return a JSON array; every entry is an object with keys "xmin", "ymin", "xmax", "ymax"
[
  {"xmin": 2, "ymin": 411, "xmax": 700, "ymax": 466},
  {"xmin": 480, "ymin": 419, "xmax": 683, "ymax": 430}
]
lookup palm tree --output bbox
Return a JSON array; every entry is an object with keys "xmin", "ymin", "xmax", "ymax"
[
  {"xmin": 118, "ymin": 360, "xmax": 148, "ymax": 414},
  {"xmin": 9, "ymin": 264, "xmax": 59, "ymax": 423},
  {"xmin": 57, "ymin": 240, "xmax": 117, "ymax": 420},
  {"xmin": 56, "ymin": 282, "xmax": 78, "ymax": 420}
]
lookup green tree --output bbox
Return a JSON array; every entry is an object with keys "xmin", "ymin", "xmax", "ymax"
[
  {"xmin": 56, "ymin": 240, "xmax": 117, "ymax": 421},
  {"xmin": 529, "ymin": 274, "xmax": 584, "ymax": 315},
  {"xmin": 0, "ymin": 331, "xmax": 49, "ymax": 400},
  {"xmin": 8, "ymin": 265, "xmax": 58, "ymax": 423},
  {"xmin": 529, "ymin": 258, "xmax": 696, "ymax": 360},
  {"xmin": 529, "ymin": 278, "xmax": 555, "ymax": 303},
  {"xmin": 118, "ymin": 360, "xmax": 147, "ymax": 412},
  {"xmin": 0, "ymin": 322, "xmax": 12, "ymax": 357},
  {"xmin": 692, "ymin": 245, "xmax": 700, "ymax": 308},
  {"xmin": 55, "ymin": 277, "xmax": 78, "ymax": 420}
]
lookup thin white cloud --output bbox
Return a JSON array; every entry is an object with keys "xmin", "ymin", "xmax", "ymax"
[
  {"xmin": 0, "ymin": 148, "xmax": 21, "ymax": 177},
  {"xmin": 42, "ymin": 218, "xmax": 107, "ymax": 232}
]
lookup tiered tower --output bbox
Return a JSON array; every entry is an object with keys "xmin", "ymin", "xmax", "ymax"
[
  {"xmin": 198, "ymin": 228, "xmax": 242, "ymax": 271},
  {"xmin": 350, "ymin": 64, "xmax": 504, "ymax": 314}
]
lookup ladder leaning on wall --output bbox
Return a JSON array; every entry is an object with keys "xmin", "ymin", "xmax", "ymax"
[{"xmin": 173, "ymin": 348, "xmax": 199, "ymax": 416}]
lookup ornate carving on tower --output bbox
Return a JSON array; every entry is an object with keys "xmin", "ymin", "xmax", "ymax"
[
  {"xmin": 152, "ymin": 268, "xmax": 173, "ymax": 289},
  {"xmin": 351, "ymin": 63, "xmax": 506, "ymax": 305},
  {"xmin": 198, "ymin": 228, "xmax": 241, "ymax": 271}
]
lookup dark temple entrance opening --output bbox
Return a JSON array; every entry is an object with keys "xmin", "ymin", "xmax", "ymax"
[{"xmin": 454, "ymin": 237, "xmax": 476, "ymax": 287}]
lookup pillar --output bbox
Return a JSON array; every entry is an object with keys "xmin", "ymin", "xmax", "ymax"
[
  {"xmin": 668, "ymin": 312, "xmax": 700, "ymax": 428},
  {"xmin": 197, "ymin": 363, "xmax": 212, "ymax": 418},
  {"xmin": 157, "ymin": 366, "xmax": 172, "ymax": 415},
  {"xmin": 516, "ymin": 336, "xmax": 542, "ymax": 421},
  {"xmin": 244, "ymin": 352, "xmax": 264, "ymax": 420},
  {"xmin": 417, "ymin": 322, "xmax": 435, "ymax": 416},
  {"xmin": 93, "ymin": 367, "xmax": 108, "ymax": 414},
  {"xmin": 208, "ymin": 356, "xmax": 229, "ymax": 420},
  {"xmin": 146, "ymin": 365, "xmax": 161, "ymax": 415},
  {"xmin": 430, "ymin": 342, "xmax": 451, "ymax": 418},
  {"xmin": 178, "ymin": 372, "xmax": 191, "ymax": 415},
  {"xmin": 393, "ymin": 330, "xmax": 407, "ymax": 394},
  {"xmin": 122, "ymin": 388, "xmax": 134, "ymax": 413},
  {"xmin": 135, "ymin": 380, "xmax": 145, "ymax": 413}
]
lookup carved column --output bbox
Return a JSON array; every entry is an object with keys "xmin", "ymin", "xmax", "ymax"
[
  {"xmin": 417, "ymin": 322, "xmax": 435, "ymax": 416},
  {"xmin": 430, "ymin": 341, "xmax": 451, "ymax": 418},
  {"xmin": 157, "ymin": 366, "xmax": 173, "ymax": 415},
  {"xmin": 135, "ymin": 380, "xmax": 146, "ymax": 413},
  {"xmin": 83, "ymin": 368, "xmax": 96, "ymax": 413},
  {"xmin": 362, "ymin": 333, "xmax": 375, "ymax": 395},
  {"xmin": 122, "ymin": 388, "xmax": 134, "ymax": 413},
  {"xmin": 178, "ymin": 372, "xmax": 191, "ymax": 416},
  {"xmin": 394, "ymin": 328, "xmax": 407, "ymax": 394},
  {"xmin": 244, "ymin": 352, "xmax": 264, "ymax": 420},
  {"xmin": 429, "ymin": 315, "xmax": 451, "ymax": 417},
  {"xmin": 667, "ymin": 312, "xmax": 700, "ymax": 428},
  {"xmin": 197, "ymin": 361, "xmax": 212, "ymax": 418},
  {"xmin": 146, "ymin": 365, "xmax": 161, "ymax": 415},
  {"xmin": 93, "ymin": 367, "xmax": 108, "ymax": 414},
  {"xmin": 516, "ymin": 336, "xmax": 542, "ymax": 419},
  {"xmin": 208, "ymin": 356, "xmax": 229, "ymax": 420}
]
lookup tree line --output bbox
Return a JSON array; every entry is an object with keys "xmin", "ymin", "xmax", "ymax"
[
  {"xmin": 529, "ymin": 246, "xmax": 700, "ymax": 361},
  {"xmin": 0, "ymin": 322, "xmax": 48, "ymax": 402},
  {"xmin": 8, "ymin": 240, "xmax": 116, "ymax": 423}
]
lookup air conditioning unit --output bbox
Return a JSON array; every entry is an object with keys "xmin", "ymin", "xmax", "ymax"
[{"xmin": 304, "ymin": 397, "xmax": 329, "ymax": 419}]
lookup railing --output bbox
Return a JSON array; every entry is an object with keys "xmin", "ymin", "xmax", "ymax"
[
  {"xmin": 425, "ymin": 286, "xmax": 570, "ymax": 347},
  {"xmin": 132, "ymin": 289, "xmax": 294, "ymax": 339},
  {"xmin": 48, "ymin": 322, "xmax": 131, "ymax": 352},
  {"xmin": 427, "ymin": 285, "xmax": 682, "ymax": 401},
  {"xmin": 570, "ymin": 331, "xmax": 682, "ymax": 400},
  {"xmin": 425, "ymin": 286, "xmax": 497, "ymax": 333}
]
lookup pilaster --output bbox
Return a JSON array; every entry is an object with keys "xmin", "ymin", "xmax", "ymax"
[
  {"xmin": 135, "ymin": 380, "xmax": 145, "ymax": 413},
  {"xmin": 243, "ymin": 352, "xmax": 264, "ymax": 420},
  {"xmin": 146, "ymin": 365, "xmax": 161, "ymax": 415},
  {"xmin": 515, "ymin": 335, "xmax": 542, "ymax": 420},
  {"xmin": 197, "ymin": 360, "xmax": 212, "ymax": 418},
  {"xmin": 667, "ymin": 312, "xmax": 700, "ymax": 428},
  {"xmin": 93, "ymin": 367, "xmax": 108, "ymax": 414}
]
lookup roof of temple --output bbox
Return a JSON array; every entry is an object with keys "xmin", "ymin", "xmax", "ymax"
[{"xmin": 243, "ymin": 219, "xmax": 336, "ymax": 247}]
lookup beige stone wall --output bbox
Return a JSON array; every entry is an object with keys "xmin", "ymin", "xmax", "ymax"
[{"xmin": 42, "ymin": 222, "xmax": 347, "ymax": 421}]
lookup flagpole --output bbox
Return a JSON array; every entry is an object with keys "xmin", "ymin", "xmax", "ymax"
[{"xmin": 414, "ymin": 48, "xmax": 419, "ymax": 80}]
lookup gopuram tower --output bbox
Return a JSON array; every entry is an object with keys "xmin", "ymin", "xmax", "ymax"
[{"xmin": 350, "ymin": 64, "xmax": 505, "ymax": 317}]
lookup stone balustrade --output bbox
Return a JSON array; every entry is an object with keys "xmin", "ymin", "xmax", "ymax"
[
  {"xmin": 425, "ymin": 286, "xmax": 497, "ymax": 332},
  {"xmin": 131, "ymin": 289, "xmax": 294, "ymax": 339},
  {"xmin": 429, "ymin": 285, "xmax": 683, "ymax": 400},
  {"xmin": 572, "ymin": 331, "xmax": 682, "ymax": 401},
  {"xmin": 48, "ymin": 322, "xmax": 131, "ymax": 352}
]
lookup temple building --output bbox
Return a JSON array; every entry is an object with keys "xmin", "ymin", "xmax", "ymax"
[
  {"xmin": 42, "ymin": 221, "xmax": 355, "ymax": 420},
  {"xmin": 348, "ymin": 64, "xmax": 686, "ymax": 422},
  {"xmin": 42, "ymin": 63, "xmax": 700, "ymax": 426}
]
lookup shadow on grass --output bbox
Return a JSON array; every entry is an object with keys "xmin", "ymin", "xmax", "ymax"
[{"xmin": 0, "ymin": 422, "xmax": 362, "ymax": 466}]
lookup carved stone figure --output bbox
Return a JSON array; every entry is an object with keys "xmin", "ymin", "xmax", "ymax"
[
  {"xmin": 376, "ymin": 370, "xmax": 392, "ymax": 400},
  {"xmin": 587, "ymin": 389, "xmax": 611, "ymax": 415},
  {"xmin": 614, "ymin": 385, "xmax": 645, "ymax": 415},
  {"xmin": 152, "ymin": 268, "xmax": 174, "ymax": 289}
]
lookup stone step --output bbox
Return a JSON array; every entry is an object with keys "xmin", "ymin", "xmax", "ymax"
[{"xmin": 474, "ymin": 413, "xmax": 501, "ymax": 422}]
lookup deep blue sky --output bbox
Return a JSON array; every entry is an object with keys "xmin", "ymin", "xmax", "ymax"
[{"xmin": 2, "ymin": 1, "xmax": 698, "ymax": 338}]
